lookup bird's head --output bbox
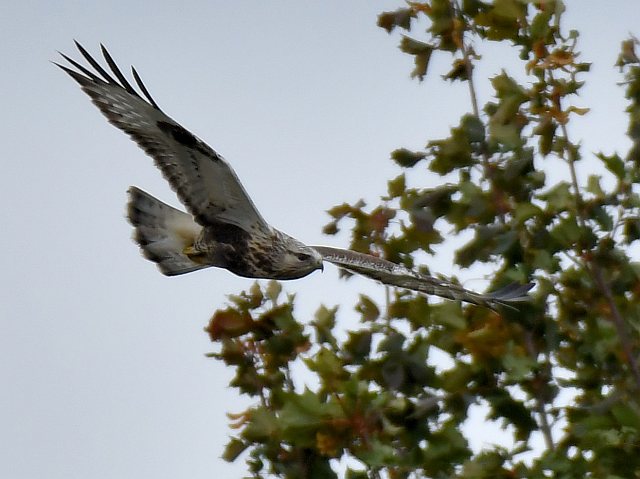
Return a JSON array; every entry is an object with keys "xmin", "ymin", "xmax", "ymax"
[{"xmin": 280, "ymin": 239, "xmax": 324, "ymax": 279}]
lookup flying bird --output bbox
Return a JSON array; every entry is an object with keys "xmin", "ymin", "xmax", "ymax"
[{"xmin": 55, "ymin": 42, "xmax": 533, "ymax": 310}]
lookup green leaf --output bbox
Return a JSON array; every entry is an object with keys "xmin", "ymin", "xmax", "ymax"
[
  {"xmin": 443, "ymin": 59, "xmax": 470, "ymax": 82},
  {"xmin": 426, "ymin": 0, "xmax": 458, "ymax": 51},
  {"xmin": 462, "ymin": 0, "xmax": 485, "ymax": 16},
  {"xmin": 492, "ymin": 72, "xmax": 528, "ymax": 103},
  {"xmin": 265, "ymin": 280, "xmax": 282, "ymax": 303},
  {"xmin": 502, "ymin": 350, "xmax": 537, "ymax": 381},
  {"xmin": 381, "ymin": 358, "xmax": 406, "ymax": 389},
  {"xmin": 354, "ymin": 439, "xmax": 397, "ymax": 468},
  {"xmin": 624, "ymin": 217, "xmax": 640, "ymax": 243},
  {"xmin": 222, "ymin": 437, "xmax": 249, "ymax": 462},
  {"xmin": 278, "ymin": 390, "xmax": 343, "ymax": 443},
  {"xmin": 304, "ymin": 347, "xmax": 347, "ymax": 385},
  {"xmin": 486, "ymin": 391, "xmax": 537, "ymax": 440},
  {"xmin": 586, "ymin": 174, "xmax": 605, "ymax": 197},
  {"xmin": 391, "ymin": 148, "xmax": 426, "ymax": 167},
  {"xmin": 530, "ymin": 10, "xmax": 553, "ymax": 41},
  {"xmin": 531, "ymin": 249, "xmax": 559, "ymax": 272},
  {"xmin": 399, "ymin": 35, "xmax": 433, "ymax": 55},
  {"xmin": 428, "ymin": 120, "xmax": 476, "ymax": 175},
  {"xmin": 549, "ymin": 216, "xmax": 582, "ymax": 247},
  {"xmin": 378, "ymin": 331, "xmax": 406, "ymax": 353},
  {"xmin": 378, "ymin": 8, "xmax": 414, "ymax": 33},
  {"xmin": 344, "ymin": 330, "xmax": 372, "ymax": 363},
  {"xmin": 611, "ymin": 403, "xmax": 640, "ymax": 432},
  {"xmin": 597, "ymin": 152, "xmax": 626, "ymax": 179},
  {"xmin": 387, "ymin": 173, "xmax": 406, "ymax": 198},
  {"xmin": 406, "ymin": 185, "xmax": 457, "ymax": 216},
  {"xmin": 487, "ymin": 72, "xmax": 529, "ymax": 148},
  {"xmin": 461, "ymin": 114, "xmax": 486, "ymax": 143},
  {"xmin": 441, "ymin": 362, "xmax": 474, "ymax": 392},
  {"xmin": 533, "ymin": 116, "xmax": 557, "ymax": 156},
  {"xmin": 399, "ymin": 36, "xmax": 434, "ymax": 80},
  {"xmin": 540, "ymin": 182, "xmax": 574, "ymax": 211},
  {"xmin": 590, "ymin": 205, "xmax": 613, "ymax": 231},
  {"xmin": 313, "ymin": 305, "xmax": 338, "ymax": 346},
  {"xmin": 493, "ymin": 229, "xmax": 518, "ymax": 254},
  {"xmin": 490, "ymin": 123, "xmax": 523, "ymax": 148},
  {"xmin": 475, "ymin": 0, "xmax": 525, "ymax": 41},
  {"xmin": 430, "ymin": 301, "xmax": 465, "ymax": 329},
  {"xmin": 461, "ymin": 450, "xmax": 510, "ymax": 478},
  {"xmin": 389, "ymin": 295, "xmax": 432, "ymax": 329},
  {"xmin": 455, "ymin": 225, "xmax": 516, "ymax": 266},
  {"xmin": 421, "ymin": 422, "xmax": 471, "ymax": 475},
  {"xmin": 356, "ymin": 295, "xmax": 380, "ymax": 321},
  {"xmin": 490, "ymin": 0, "xmax": 524, "ymax": 19},
  {"xmin": 514, "ymin": 202, "xmax": 543, "ymax": 224},
  {"xmin": 242, "ymin": 408, "xmax": 280, "ymax": 442}
]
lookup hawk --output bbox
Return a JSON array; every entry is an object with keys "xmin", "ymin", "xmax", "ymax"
[{"xmin": 56, "ymin": 42, "xmax": 533, "ymax": 309}]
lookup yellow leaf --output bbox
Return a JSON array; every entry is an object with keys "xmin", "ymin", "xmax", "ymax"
[{"xmin": 568, "ymin": 106, "xmax": 590, "ymax": 116}]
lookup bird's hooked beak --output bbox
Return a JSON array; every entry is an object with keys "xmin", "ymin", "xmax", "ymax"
[{"xmin": 312, "ymin": 249, "xmax": 324, "ymax": 272}]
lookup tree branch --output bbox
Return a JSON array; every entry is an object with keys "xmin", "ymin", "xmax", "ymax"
[
  {"xmin": 591, "ymin": 266, "xmax": 640, "ymax": 388},
  {"xmin": 524, "ymin": 331, "xmax": 556, "ymax": 451},
  {"xmin": 553, "ymin": 80, "xmax": 640, "ymax": 391}
]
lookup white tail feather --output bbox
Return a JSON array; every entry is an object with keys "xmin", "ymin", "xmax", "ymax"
[{"xmin": 126, "ymin": 186, "xmax": 207, "ymax": 276}]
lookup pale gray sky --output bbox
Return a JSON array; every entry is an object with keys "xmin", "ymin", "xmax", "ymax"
[{"xmin": 2, "ymin": 2, "xmax": 638, "ymax": 478}]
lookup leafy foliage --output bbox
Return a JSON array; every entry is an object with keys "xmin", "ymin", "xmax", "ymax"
[{"xmin": 207, "ymin": 2, "xmax": 640, "ymax": 477}]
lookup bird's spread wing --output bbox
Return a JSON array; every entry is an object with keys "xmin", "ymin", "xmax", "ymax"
[
  {"xmin": 312, "ymin": 245, "xmax": 533, "ymax": 310},
  {"xmin": 55, "ymin": 42, "xmax": 269, "ymax": 233}
]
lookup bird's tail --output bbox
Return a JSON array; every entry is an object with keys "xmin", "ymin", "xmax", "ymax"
[{"xmin": 126, "ymin": 186, "xmax": 208, "ymax": 276}]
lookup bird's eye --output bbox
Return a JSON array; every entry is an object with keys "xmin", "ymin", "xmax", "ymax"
[{"xmin": 295, "ymin": 253, "xmax": 311, "ymax": 262}]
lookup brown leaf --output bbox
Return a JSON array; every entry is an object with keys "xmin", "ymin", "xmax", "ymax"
[{"xmin": 206, "ymin": 308, "xmax": 254, "ymax": 340}]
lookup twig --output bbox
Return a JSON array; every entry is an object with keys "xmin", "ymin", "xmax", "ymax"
[{"xmin": 453, "ymin": 1, "xmax": 491, "ymax": 174}]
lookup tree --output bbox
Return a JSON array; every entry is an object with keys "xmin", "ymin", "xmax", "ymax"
[{"xmin": 206, "ymin": 1, "xmax": 640, "ymax": 477}]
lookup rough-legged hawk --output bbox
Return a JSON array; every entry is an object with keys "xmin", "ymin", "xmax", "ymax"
[{"xmin": 56, "ymin": 42, "xmax": 533, "ymax": 310}]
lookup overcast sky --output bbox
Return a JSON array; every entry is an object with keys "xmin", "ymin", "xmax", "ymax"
[{"xmin": 2, "ymin": 1, "xmax": 639, "ymax": 478}]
